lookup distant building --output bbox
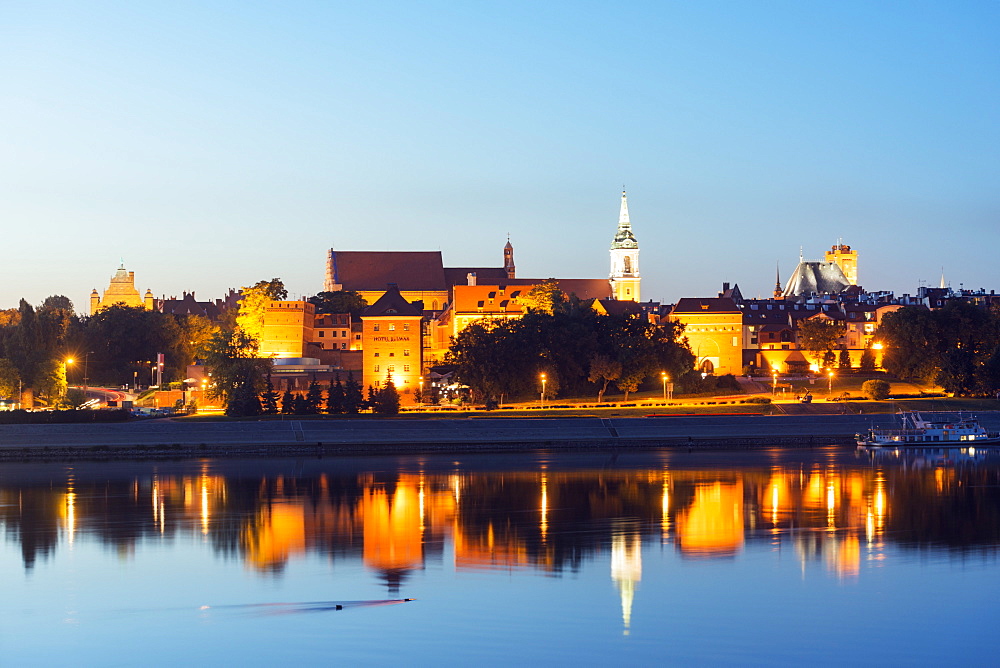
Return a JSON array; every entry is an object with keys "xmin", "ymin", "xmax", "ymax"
[
  {"xmin": 158, "ymin": 289, "xmax": 241, "ymax": 322},
  {"xmin": 90, "ymin": 263, "xmax": 153, "ymax": 315}
]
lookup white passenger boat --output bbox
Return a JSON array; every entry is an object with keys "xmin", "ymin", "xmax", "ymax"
[{"xmin": 856, "ymin": 411, "xmax": 1000, "ymax": 448}]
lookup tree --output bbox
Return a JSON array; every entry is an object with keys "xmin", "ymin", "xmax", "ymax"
[
  {"xmin": 0, "ymin": 359, "xmax": 20, "ymax": 399},
  {"xmin": 235, "ymin": 278, "xmax": 287, "ymax": 343},
  {"xmin": 34, "ymin": 359, "xmax": 68, "ymax": 404},
  {"xmin": 859, "ymin": 345, "xmax": 876, "ymax": 372},
  {"xmin": 261, "ymin": 373, "xmax": 279, "ymax": 415},
  {"xmin": 616, "ymin": 368, "xmax": 645, "ymax": 402},
  {"xmin": 304, "ymin": 379, "xmax": 323, "ymax": 414},
  {"xmin": 326, "ymin": 376, "xmax": 345, "ymax": 414},
  {"xmin": 308, "ymin": 291, "xmax": 368, "ymax": 315},
  {"xmin": 202, "ymin": 328, "xmax": 271, "ymax": 414},
  {"xmin": 374, "ymin": 376, "xmax": 400, "ymax": 415},
  {"xmin": 280, "ymin": 390, "xmax": 295, "ymax": 414},
  {"xmin": 838, "ymin": 348, "xmax": 851, "ymax": 370},
  {"xmin": 343, "ymin": 372, "xmax": 363, "ymax": 413},
  {"xmin": 877, "ymin": 307, "xmax": 939, "ymax": 382},
  {"xmin": 862, "ymin": 379, "xmax": 891, "ymax": 400},
  {"xmin": 797, "ymin": 317, "xmax": 845, "ymax": 366},
  {"xmin": 521, "ymin": 280, "xmax": 566, "ymax": 315},
  {"xmin": 84, "ymin": 304, "xmax": 184, "ymax": 385}
]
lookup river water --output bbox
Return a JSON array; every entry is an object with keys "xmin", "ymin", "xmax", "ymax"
[{"xmin": 1, "ymin": 447, "xmax": 997, "ymax": 666}]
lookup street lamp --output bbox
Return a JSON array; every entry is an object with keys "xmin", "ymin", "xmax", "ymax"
[
  {"xmin": 540, "ymin": 373, "xmax": 547, "ymax": 408},
  {"xmin": 828, "ymin": 369, "xmax": 835, "ymax": 394},
  {"xmin": 661, "ymin": 372, "xmax": 668, "ymax": 401},
  {"xmin": 418, "ymin": 378, "xmax": 424, "ymax": 404},
  {"xmin": 771, "ymin": 366, "xmax": 778, "ymax": 396}
]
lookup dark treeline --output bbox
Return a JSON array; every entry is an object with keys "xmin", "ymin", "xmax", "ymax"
[
  {"xmin": 445, "ymin": 302, "xmax": 695, "ymax": 404},
  {"xmin": 878, "ymin": 302, "xmax": 1000, "ymax": 396},
  {"xmin": 0, "ymin": 296, "xmax": 217, "ymax": 406}
]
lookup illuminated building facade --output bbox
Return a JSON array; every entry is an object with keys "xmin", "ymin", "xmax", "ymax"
[
  {"xmin": 669, "ymin": 297, "xmax": 744, "ymax": 375},
  {"xmin": 260, "ymin": 300, "xmax": 315, "ymax": 359},
  {"xmin": 825, "ymin": 243, "xmax": 858, "ymax": 285},
  {"xmin": 90, "ymin": 263, "xmax": 154, "ymax": 315},
  {"xmin": 360, "ymin": 284, "xmax": 424, "ymax": 396}
]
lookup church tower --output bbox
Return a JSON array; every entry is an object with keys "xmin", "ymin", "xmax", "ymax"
[
  {"xmin": 825, "ymin": 242, "xmax": 858, "ymax": 286},
  {"xmin": 503, "ymin": 238, "xmax": 515, "ymax": 279},
  {"xmin": 609, "ymin": 190, "xmax": 640, "ymax": 302}
]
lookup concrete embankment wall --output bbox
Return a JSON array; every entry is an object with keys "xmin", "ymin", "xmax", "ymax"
[{"xmin": 0, "ymin": 413, "xmax": 922, "ymax": 460}]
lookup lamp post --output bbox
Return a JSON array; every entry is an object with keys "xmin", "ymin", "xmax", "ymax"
[
  {"xmin": 540, "ymin": 373, "xmax": 547, "ymax": 408},
  {"xmin": 772, "ymin": 367, "xmax": 778, "ymax": 396},
  {"xmin": 418, "ymin": 378, "xmax": 424, "ymax": 405},
  {"xmin": 661, "ymin": 372, "xmax": 668, "ymax": 401},
  {"xmin": 828, "ymin": 370, "xmax": 834, "ymax": 395}
]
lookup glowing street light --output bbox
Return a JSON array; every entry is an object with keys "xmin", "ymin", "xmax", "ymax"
[
  {"xmin": 828, "ymin": 369, "xmax": 835, "ymax": 394},
  {"xmin": 661, "ymin": 372, "xmax": 668, "ymax": 401},
  {"xmin": 540, "ymin": 373, "xmax": 547, "ymax": 408},
  {"xmin": 771, "ymin": 366, "xmax": 779, "ymax": 396}
]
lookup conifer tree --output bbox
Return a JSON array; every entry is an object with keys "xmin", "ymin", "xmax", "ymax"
[
  {"xmin": 261, "ymin": 373, "xmax": 279, "ymax": 415},
  {"xmin": 326, "ymin": 375, "xmax": 345, "ymax": 414},
  {"xmin": 375, "ymin": 375, "xmax": 400, "ymax": 415},
  {"xmin": 305, "ymin": 379, "xmax": 322, "ymax": 414},
  {"xmin": 280, "ymin": 389, "xmax": 294, "ymax": 414},
  {"xmin": 343, "ymin": 372, "xmax": 363, "ymax": 414},
  {"xmin": 838, "ymin": 348, "xmax": 852, "ymax": 370}
]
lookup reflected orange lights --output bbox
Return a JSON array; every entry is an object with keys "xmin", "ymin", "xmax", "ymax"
[
  {"xmin": 245, "ymin": 501, "xmax": 307, "ymax": 571},
  {"xmin": 676, "ymin": 480, "xmax": 744, "ymax": 559}
]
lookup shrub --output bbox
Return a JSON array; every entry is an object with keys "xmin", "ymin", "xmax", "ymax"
[
  {"xmin": 744, "ymin": 396, "xmax": 771, "ymax": 404},
  {"xmin": 862, "ymin": 379, "xmax": 891, "ymax": 401}
]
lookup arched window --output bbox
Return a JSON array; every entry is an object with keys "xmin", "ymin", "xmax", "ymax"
[
  {"xmin": 623, "ymin": 256, "xmax": 632, "ymax": 273},
  {"xmin": 700, "ymin": 359, "xmax": 715, "ymax": 374}
]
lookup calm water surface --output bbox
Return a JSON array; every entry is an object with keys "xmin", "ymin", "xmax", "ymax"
[{"xmin": 1, "ymin": 447, "xmax": 998, "ymax": 666}]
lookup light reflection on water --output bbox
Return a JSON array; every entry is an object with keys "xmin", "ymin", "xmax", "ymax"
[{"xmin": 0, "ymin": 447, "xmax": 998, "ymax": 665}]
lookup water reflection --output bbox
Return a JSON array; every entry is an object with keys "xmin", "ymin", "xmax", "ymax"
[{"xmin": 2, "ymin": 448, "xmax": 999, "ymax": 592}]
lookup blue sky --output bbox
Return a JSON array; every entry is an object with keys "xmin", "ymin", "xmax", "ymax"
[{"xmin": 2, "ymin": 1, "xmax": 998, "ymax": 311}]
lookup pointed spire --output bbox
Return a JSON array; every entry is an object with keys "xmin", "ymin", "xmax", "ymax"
[
  {"xmin": 610, "ymin": 189, "xmax": 638, "ymax": 250},
  {"xmin": 940, "ymin": 267, "xmax": 946, "ymax": 290},
  {"xmin": 619, "ymin": 189, "xmax": 631, "ymax": 228},
  {"xmin": 799, "ymin": 246, "xmax": 804, "ymax": 262}
]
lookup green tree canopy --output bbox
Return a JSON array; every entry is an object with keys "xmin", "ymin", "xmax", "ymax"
[
  {"xmin": 203, "ymin": 328, "xmax": 272, "ymax": 414},
  {"xmin": 308, "ymin": 291, "xmax": 368, "ymax": 315},
  {"xmin": 797, "ymin": 317, "xmax": 845, "ymax": 366}
]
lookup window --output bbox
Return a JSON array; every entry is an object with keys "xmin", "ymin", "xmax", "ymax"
[
  {"xmin": 341, "ymin": 342, "xmax": 346, "ymax": 349},
  {"xmin": 403, "ymin": 323, "xmax": 410, "ymax": 331},
  {"xmin": 389, "ymin": 324, "xmax": 396, "ymax": 331},
  {"xmin": 319, "ymin": 331, "xmax": 325, "ymax": 338},
  {"xmin": 403, "ymin": 365, "xmax": 410, "ymax": 372},
  {"xmin": 403, "ymin": 349, "xmax": 410, "ymax": 357},
  {"xmin": 388, "ymin": 365, "xmax": 395, "ymax": 372},
  {"xmin": 389, "ymin": 352, "xmax": 395, "ymax": 357},
  {"xmin": 373, "ymin": 324, "xmax": 380, "ymax": 331},
  {"xmin": 374, "ymin": 365, "xmax": 380, "ymax": 372},
  {"xmin": 355, "ymin": 334, "xmax": 361, "ymax": 340},
  {"xmin": 374, "ymin": 352, "xmax": 380, "ymax": 357}
]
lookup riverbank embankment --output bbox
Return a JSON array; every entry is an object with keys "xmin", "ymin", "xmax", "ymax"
[{"xmin": 5, "ymin": 412, "xmax": 991, "ymax": 460}]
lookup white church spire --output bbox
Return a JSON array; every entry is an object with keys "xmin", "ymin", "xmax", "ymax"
[{"xmin": 609, "ymin": 189, "xmax": 640, "ymax": 301}]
